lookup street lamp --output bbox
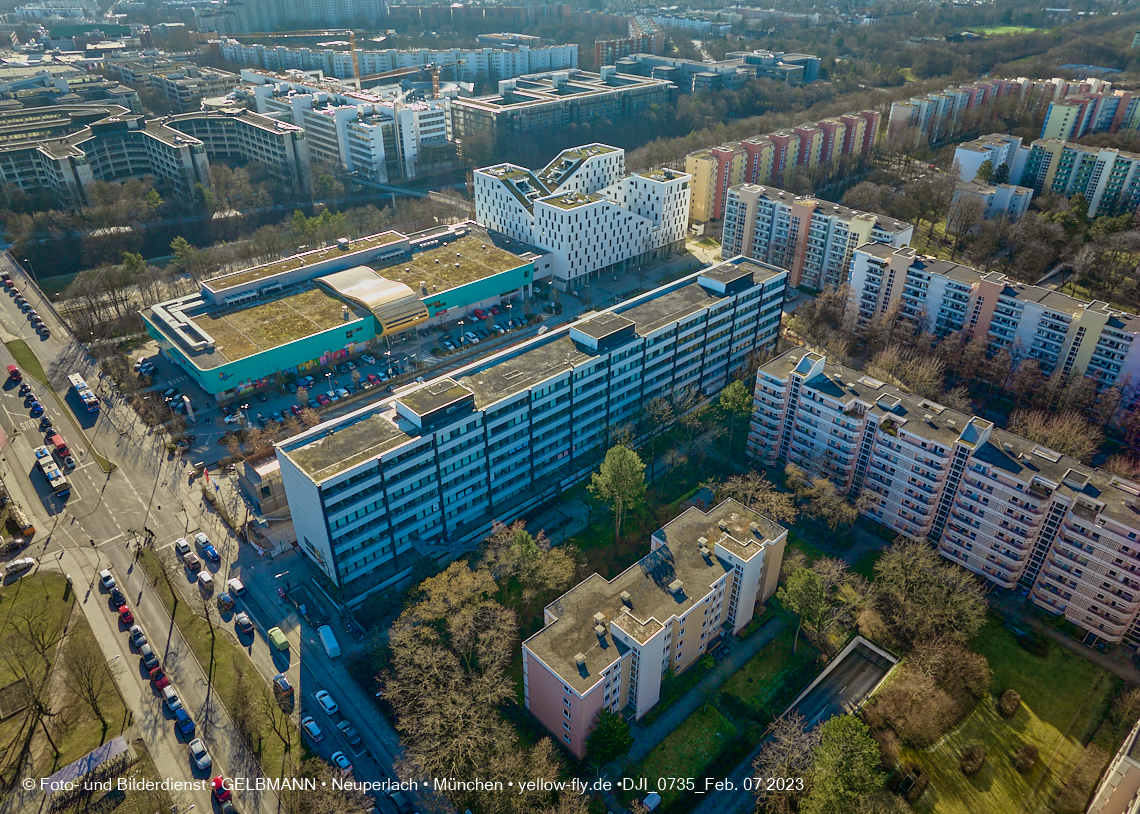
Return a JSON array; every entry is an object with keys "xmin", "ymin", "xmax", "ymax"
[
  {"xmin": 22, "ymin": 259, "xmax": 39, "ymax": 290},
  {"xmin": 384, "ymin": 350, "xmax": 392, "ymax": 376}
]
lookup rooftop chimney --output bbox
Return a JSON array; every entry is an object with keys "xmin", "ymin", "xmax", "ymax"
[
  {"xmin": 668, "ymin": 579, "xmax": 684, "ymax": 597},
  {"xmin": 594, "ymin": 625, "xmax": 606, "ymax": 639},
  {"xmin": 593, "ymin": 611, "xmax": 605, "ymax": 626},
  {"xmin": 620, "ymin": 591, "xmax": 632, "ymax": 607},
  {"xmin": 718, "ymin": 520, "xmax": 729, "ymax": 531}
]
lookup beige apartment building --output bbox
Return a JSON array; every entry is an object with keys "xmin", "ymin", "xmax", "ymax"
[
  {"xmin": 748, "ymin": 350, "xmax": 1140, "ymax": 649},
  {"xmin": 522, "ymin": 499, "xmax": 786, "ymax": 759}
]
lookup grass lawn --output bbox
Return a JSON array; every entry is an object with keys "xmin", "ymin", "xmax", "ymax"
[
  {"xmin": 851, "ymin": 550, "xmax": 881, "ymax": 580},
  {"xmin": 979, "ymin": 25, "xmax": 1041, "ymax": 34},
  {"xmin": 904, "ymin": 618, "xmax": 1120, "ymax": 814},
  {"xmin": 636, "ymin": 704, "xmax": 739, "ymax": 809},
  {"xmin": 722, "ymin": 625, "xmax": 819, "ymax": 720},
  {"xmin": 138, "ymin": 550, "xmax": 303, "ymax": 778}
]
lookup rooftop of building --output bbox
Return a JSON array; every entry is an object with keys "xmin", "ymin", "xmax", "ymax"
[
  {"xmin": 540, "ymin": 191, "xmax": 602, "ymax": 210},
  {"xmin": 762, "ymin": 350, "xmax": 1140, "ymax": 527},
  {"xmin": 634, "ymin": 167, "xmax": 689, "ymax": 183},
  {"xmin": 381, "ymin": 234, "xmax": 530, "ymax": 292},
  {"xmin": 454, "ymin": 69, "xmax": 670, "ymax": 112},
  {"xmin": 205, "ymin": 232, "xmax": 406, "ymax": 291},
  {"xmin": 524, "ymin": 499, "xmax": 782, "ymax": 693},
  {"xmin": 283, "ymin": 412, "xmax": 408, "ymax": 483},
  {"xmin": 732, "ymin": 183, "xmax": 913, "ymax": 233},
  {"xmin": 191, "ymin": 284, "xmax": 368, "ymax": 365}
]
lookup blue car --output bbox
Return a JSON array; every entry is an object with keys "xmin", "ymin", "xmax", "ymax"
[
  {"xmin": 202, "ymin": 544, "xmax": 219, "ymax": 563},
  {"xmin": 174, "ymin": 708, "xmax": 195, "ymax": 736},
  {"xmin": 30, "ymin": 401, "xmax": 43, "ymax": 416}
]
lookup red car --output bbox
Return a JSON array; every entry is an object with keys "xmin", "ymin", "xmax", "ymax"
[
  {"xmin": 367, "ymin": 373, "xmax": 380, "ymax": 384},
  {"xmin": 149, "ymin": 667, "xmax": 170, "ymax": 688},
  {"xmin": 6, "ymin": 282, "xmax": 16, "ymax": 292},
  {"xmin": 315, "ymin": 394, "xmax": 330, "ymax": 406},
  {"xmin": 472, "ymin": 308, "xmax": 487, "ymax": 319},
  {"xmin": 290, "ymin": 404, "xmax": 303, "ymax": 416},
  {"xmin": 118, "ymin": 605, "xmax": 134, "ymax": 624},
  {"xmin": 212, "ymin": 776, "xmax": 231, "ymax": 802},
  {"xmin": 489, "ymin": 305, "xmax": 501, "ymax": 316}
]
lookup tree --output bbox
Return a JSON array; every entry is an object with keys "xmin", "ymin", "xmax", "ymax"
[
  {"xmin": 714, "ymin": 470, "xmax": 797, "ymax": 524},
  {"xmin": 285, "ymin": 758, "xmax": 372, "ymax": 814},
  {"xmin": 974, "ymin": 159, "xmax": 994, "ymax": 183},
  {"xmin": 585, "ymin": 710, "xmax": 633, "ymax": 765},
  {"xmin": 991, "ymin": 162, "xmax": 1010, "ymax": 184},
  {"xmin": 1008, "ymin": 409, "xmax": 1103, "ymax": 462},
  {"xmin": 719, "ymin": 379, "xmax": 753, "ymax": 453},
  {"xmin": 872, "ymin": 537, "xmax": 987, "ymax": 649},
  {"xmin": 803, "ymin": 477, "xmax": 858, "ymax": 531},
  {"xmin": 946, "ymin": 194, "xmax": 985, "ymax": 257},
  {"xmin": 589, "ymin": 446, "xmax": 647, "ymax": 543},
  {"xmin": 753, "ymin": 712, "xmax": 819, "ymax": 814},
  {"xmin": 64, "ymin": 633, "xmax": 117, "ymax": 732},
  {"xmin": 778, "ymin": 567, "xmax": 828, "ymax": 653},
  {"xmin": 801, "ymin": 715, "xmax": 885, "ymax": 814},
  {"xmin": 852, "ymin": 792, "xmax": 913, "ymax": 814},
  {"xmin": 479, "ymin": 521, "xmax": 577, "ymax": 614}
]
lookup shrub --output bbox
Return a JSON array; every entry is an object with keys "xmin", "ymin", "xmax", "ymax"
[
  {"xmin": 871, "ymin": 727, "xmax": 901, "ymax": 769},
  {"xmin": 905, "ymin": 772, "xmax": 928, "ymax": 804},
  {"xmin": 998, "ymin": 689, "xmax": 1022, "ymax": 718},
  {"xmin": 960, "ymin": 743, "xmax": 986, "ymax": 775},
  {"xmin": 1011, "ymin": 743, "xmax": 1039, "ymax": 774}
]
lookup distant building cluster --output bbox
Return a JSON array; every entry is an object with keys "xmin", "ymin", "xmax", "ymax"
[
  {"xmin": 239, "ymin": 70, "xmax": 451, "ymax": 183},
  {"xmin": 0, "ymin": 60, "xmax": 139, "ymax": 111},
  {"xmin": 749, "ymin": 349, "xmax": 1140, "ymax": 650},
  {"xmin": 650, "ymin": 13, "xmax": 732, "ymax": 37},
  {"xmin": 105, "ymin": 60, "xmax": 239, "ymax": 113},
  {"xmin": 614, "ymin": 49, "xmax": 820, "ymax": 93},
  {"xmin": 889, "ymin": 76, "xmax": 1113, "ymax": 142},
  {"xmin": 594, "ymin": 15, "xmax": 666, "ymax": 67},
  {"xmin": 849, "ymin": 244, "xmax": 1140, "ymax": 390},
  {"xmin": 686, "ymin": 109, "xmax": 881, "ymax": 222},
  {"xmin": 194, "ymin": 0, "xmax": 389, "ymax": 36},
  {"xmin": 720, "ymin": 184, "xmax": 913, "ymax": 290},
  {"xmin": 214, "ymin": 38, "xmax": 579, "ymax": 84},
  {"xmin": 474, "ymin": 143, "xmax": 690, "ymax": 291}
]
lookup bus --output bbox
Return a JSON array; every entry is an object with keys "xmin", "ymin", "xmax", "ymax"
[
  {"xmin": 32, "ymin": 446, "xmax": 70, "ymax": 498},
  {"xmin": 68, "ymin": 373, "xmax": 99, "ymax": 413}
]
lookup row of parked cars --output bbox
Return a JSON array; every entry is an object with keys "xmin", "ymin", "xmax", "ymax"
[
  {"xmin": 300, "ymin": 688, "xmax": 357, "ymax": 777},
  {"xmin": 97, "ymin": 566, "xmax": 229, "ymax": 801},
  {"xmin": 3, "ymin": 272, "xmax": 49, "ymax": 337}
]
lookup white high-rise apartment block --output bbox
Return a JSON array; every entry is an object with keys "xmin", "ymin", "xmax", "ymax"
[
  {"xmin": 953, "ymin": 133, "xmax": 1027, "ymax": 182},
  {"xmin": 242, "ymin": 72, "xmax": 450, "ymax": 182},
  {"xmin": 474, "ymin": 144, "xmax": 690, "ymax": 290},
  {"xmin": 275, "ymin": 257, "xmax": 787, "ymax": 599},
  {"xmin": 749, "ymin": 349, "xmax": 1140, "ymax": 649},
  {"xmin": 849, "ymin": 244, "xmax": 1140, "ymax": 389}
]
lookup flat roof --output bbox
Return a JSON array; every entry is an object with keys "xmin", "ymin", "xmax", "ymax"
[
  {"xmin": 196, "ymin": 285, "xmax": 366, "ymax": 364},
  {"xmin": 458, "ymin": 334, "xmax": 590, "ymax": 409},
  {"xmin": 542, "ymin": 191, "xmax": 601, "ymax": 210},
  {"xmin": 525, "ymin": 499, "xmax": 780, "ymax": 693},
  {"xmin": 285, "ymin": 413, "xmax": 407, "ymax": 482},
  {"xmin": 206, "ymin": 232, "xmax": 406, "ymax": 291},
  {"xmin": 385, "ymin": 234, "xmax": 528, "ymax": 291},
  {"xmin": 396, "ymin": 378, "xmax": 471, "ymax": 417}
]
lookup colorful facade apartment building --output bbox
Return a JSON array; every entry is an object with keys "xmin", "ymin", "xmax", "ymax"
[
  {"xmin": 747, "ymin": 350, "xmax": 1140, "ymax": 649},
  {"xmin": 522, "ymin": 499, "xmax": 786, "ymax": 759},
  {"xmin": 720, "ymin": 184, "xmax": 914, "ymax": 290},
  {"xmin": 848, "ymin": 244, "xmax": 1140, "ymax": 389},
  {"xmin": 1021, "ymin": 139, "xmax": 1140, "ymax": 218},
  {"xmin": 685, "ymin": 110, "xmax": 880, "ymax": 223}
]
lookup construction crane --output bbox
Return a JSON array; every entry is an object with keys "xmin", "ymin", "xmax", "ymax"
[
  {"xmin": 230, "ymin": 29, "xmax": 360, "ymax": 85},
  {"xmin": 357, "ymin": 60, "xmax": 464, "ymax": 96}
]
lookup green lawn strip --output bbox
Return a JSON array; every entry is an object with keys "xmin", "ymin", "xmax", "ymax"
[
  {"xmin": 138, "ymin": 550, "xmax": 302, "ymax": 777},
  {"xmin": 4, "ymin": 339, "xmax": 116, "ymax": 473},
  {"xmin": 851, "ymin": 550, "xmax": 881, "ymax": 580},
  {"xmin": 721, "ymin": 625, "xmax": 819, "ymax": 721},
  {"xmin": 52, "ymin": 608, "xmax": 130, "ymax": 770},
  {"xmin": 637, "ymin": 660, "xmax": 715, "ymax": 728},
  {"xmin": 978, "ymin": 25, "xmax": 1041, "ymax": 34},
  {"xmin": 635, "ymin": 704, "xmax": 739, "ymax": 809},
  {"xmin": 905, "ymin": 619, "xmax": 1120, "ymax": 814},
  {"xmin": 117, "ymin": 740, "xmax": 174, "ymax": 814}
]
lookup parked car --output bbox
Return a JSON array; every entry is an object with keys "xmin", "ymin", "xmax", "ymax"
[
  {"xmin": 223, "ymin": 414, "xmax": 242, "ymax": 424},
  {"xmin": 149, "ymin": 667, "xmax": 170, "ymax": 688},
  {"xmin": 442, "ymin": 340, "xmax": 455, "ymax": 351},
  {"xmin": 118, "ymin": 605, "xmax": 134, "ymax": 624},
  {"xmin": 315, "ymin": 394, "xmax": 330, "ymax": 406},
  {"xmin": 268, "ymin": 626, "xmax": 289, "ymax": 651},
  {"xmin": 290, "ymin": 404, "xmax": 303, "ymax": 416},
  {"xmin": 271, "ymin": 411, "xmax": 284, "ymax": 424},
  {"xmin": 174, "ymin": 708, "xmax": 195, "ymax": 736},
  {"xmin": 110, "ymin": 587, "xmax": 125, "ymax": 606},
  {"xmin": 99, "ymin": 569, "xmax": 116, "ymax": 590},
  {"xmin": 464, "ymin": 332, "xmax": 480, "ymax": 344},
  {"xmin": 273, "ymin": 673, "xmax": 294, "ymax": 698},
  {"xmin": 301, "ymin": 716, "xmax": 323, "ymax": 742},
  {"xmin": 162, "ymin": 388, "xmax": 180, "ymax": 403},
  {"xmin": 4, "ymin": 557, "xmax": 36, "ymax": 576},
  {"xmin": 198, "ymin": 571, "xmax": 214, "ymax": 592},
  {"xmin": 234, "ymin": 611, "xmax": 254, "ymax": 635},
  {"xmin": 334, "ymin": 388, "xmax": 349, "ymax": 400},
  {"xmin": 139, "ymin": 643, "xmax": 159, "ymax": 671},
  {"xmin": 325, "ymin": 390, "xmax": 339, "ymax": 403},
  {"xmin": 307, "ymin": 398, "xmax": 320, "ymax": 410},
  {"xmin": 183, "ymin": 552, "xmax": 201, "ymax": 571},
  {"xmin": 257, "ymin": 413, "xmax": 269, "ymax": 427},
  {"xmin": 188, "ymin": 738, "xmax": 211, "ymax": 771},
  {"xmin": 128, "ymin": 625, "xmax": 147, "ymax": 648},
  {"xmin": 472, "ymin": 308, "xmax": 487, "ymax": 319},
  {"xmin": 195, "ymin": 532, "xmax": 219, "ymax": 562},
  {"xmin": 367, "ymin": 374, "xmax": 380, "ymax": 384},
  {"xmin": 361, "ymin": 354, "xmax": 376, "ymax": 365},
  {"xmin": 174, "ymin": 538, "xmax": 191, "ymax": 558},
  {"xmin": 213, "ymin": 776, "xmax": 231, "ymax": 802},
  {"xmin": 217, "ymin": 592, "xmax": 234, "ymax": 611},
  {"xmin": 314, "ymin": 690, "xmax": 338, "ymax": 715},
  {"xmin": 163, "ymin": 685, "xmax": 182, "ymax": 712},
  {"xmin": 330, "ymin": 751, "xmax": 353, "ymax": 775},
  {"xmin": 336, "ymin": 720, "xmax": 363, "ymax": 748}
]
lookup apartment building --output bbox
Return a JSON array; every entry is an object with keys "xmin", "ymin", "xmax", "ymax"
[
  {"xmin": 1040, "ymin": 92, "xmax": 1135, "ymax": 141},
  {"xmin": 217, "ymin": 39, "xmax": 578, "ymax": 84},
  {"xmin": 848, "ymin": 244, "xmax": 1140, "ymax": 388},
  {"xmin": 474, "ymin": 143, "xmax": 690, "ymax": 290},
  {"xmin": 720, "ymin": 184, "xmax": 914, "ymax": 290},
  {"xmin": 951, "ymin": 181, "xmax": 1033, "ymax": 223},
  {"xmin": 146, "ymin": 66, "xmax": 239, "ymax": 114},
  {"xmin": 523, "ymin": 499, "xmax": 786, "ymax": 759},
  {"xmin": 241, "ymin": 72, "xmax": 450, "ymax": 182},
  {"xmin": 195, "ymin": 0, "xmax": 387, "ymax": 35},
  {"xmin": 954, "ymin": 133, "xmax": 1028, "ymax": 183},
  {"xmin": 684, "ymin": 110, "xmax": 880, "ymax": 223},
  {"xmin": 275, "ymin": 257, "xmax": 787, "ymax": 598},
  {"xmin": 450, "ymin": 67, "xmax": 672, "ymax": 156},
  {"xmin": 1021, "ymin": 139, "xmax": 1140, "ymax": 218},
  {"xmin": 748, "ymin": 349, "xmax": 1140, "ymax": 648},
  {"xmin": 652, "ymin": 13, "xmax": 732, "ymax": 36}
]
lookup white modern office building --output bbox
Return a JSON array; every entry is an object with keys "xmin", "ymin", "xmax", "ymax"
[
  {"xmin": 748, "ymin": 349, "xmax": 1140, "ymax": 649},
  {"xmin": 720, "ymin": 183, "xmax": 913, "ymax": 290},
  {"xmin": 474, "ymin": 143, "xmax": 690, "ymax": 290},
  {"xmin": 276, "ymin": 256, "xmax": 787, "ymax": 598},
  {"xmin": 848, "ymin": 244, "xmax": 1140, "ymax": 388}
]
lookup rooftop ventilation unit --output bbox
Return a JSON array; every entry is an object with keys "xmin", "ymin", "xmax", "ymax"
[
  {"xmin": 593, "ymin": 612, "xmax": 605, "ymax": 626},
  {"xmin": 574, "ymin": 653, "xmax": 586, "ymax": 669},
  {"xmin": 620, "ymin": 591, "xmax": 632, "ymax": 607},
  {"xmin": 697, "ymin": 536, "xmax": 708, "ymax": 546},
  {"xmin": 594, "ymin": 625, "xmax": 606, "ymax": 638},
  {"xmin": 668, "ymin": 579, "xmax": 684, "ymax": 597}
]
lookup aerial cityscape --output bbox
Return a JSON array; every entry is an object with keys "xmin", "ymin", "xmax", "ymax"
[{"xmin": 3, "ymin": 2, "xmax": 1140, "ymax": 814}]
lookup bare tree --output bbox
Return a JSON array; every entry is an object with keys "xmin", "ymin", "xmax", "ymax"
[
  {"xmin": 753, "ymin": 712, "xmax": 820, "ymax": 814},
  {"xmin": 64, "ymin": 632, "xmax": 118, "ymax": 731}
]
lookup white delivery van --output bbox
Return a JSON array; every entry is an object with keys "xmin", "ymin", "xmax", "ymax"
[{"xmin": 317, "ymin": 624, "xmax": 341, "ymax": 658}]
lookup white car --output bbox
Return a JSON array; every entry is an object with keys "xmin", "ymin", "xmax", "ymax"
[
  {"xmin": 98, "ymin": 569, "xmax": 116, "ymax": 590},
  {"xmin": 226, "ymin": 577, "xmax": 246, "ymax": 595},
  {"xmin": 464, "ymin": 331, "xmax": 480, "ymax": 344},
  {"xmin": 361, "ymin": 354, "xmax": 376, "ymax": 365},
  {"xmin": 4, "ymin": 557, "xmax": 35, "ymax": 575},
  {"xmin": 194, "ymin": 531, "xmax": 210, "ymax": 548},
  {"xmin": 314, "ymin": 690, "xmax": 338, "ymax": 715},
  {"xmin": 330, "ymin": 751, "xmax": 353, "ymax": 775},
  {"xmin": 223, "ymin": 414, "xmax": 242, "ymax": 424},
  {"xmin": 188, "ymin": 738, "xmax": 211, "ymax": 771},
  {"xmin": 301, "ymin": 716, "xmax": 323, "ymax": 742},
  {"xmin": 173, "ymin": 538, "xmax": 191, "ymax": 558}
]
